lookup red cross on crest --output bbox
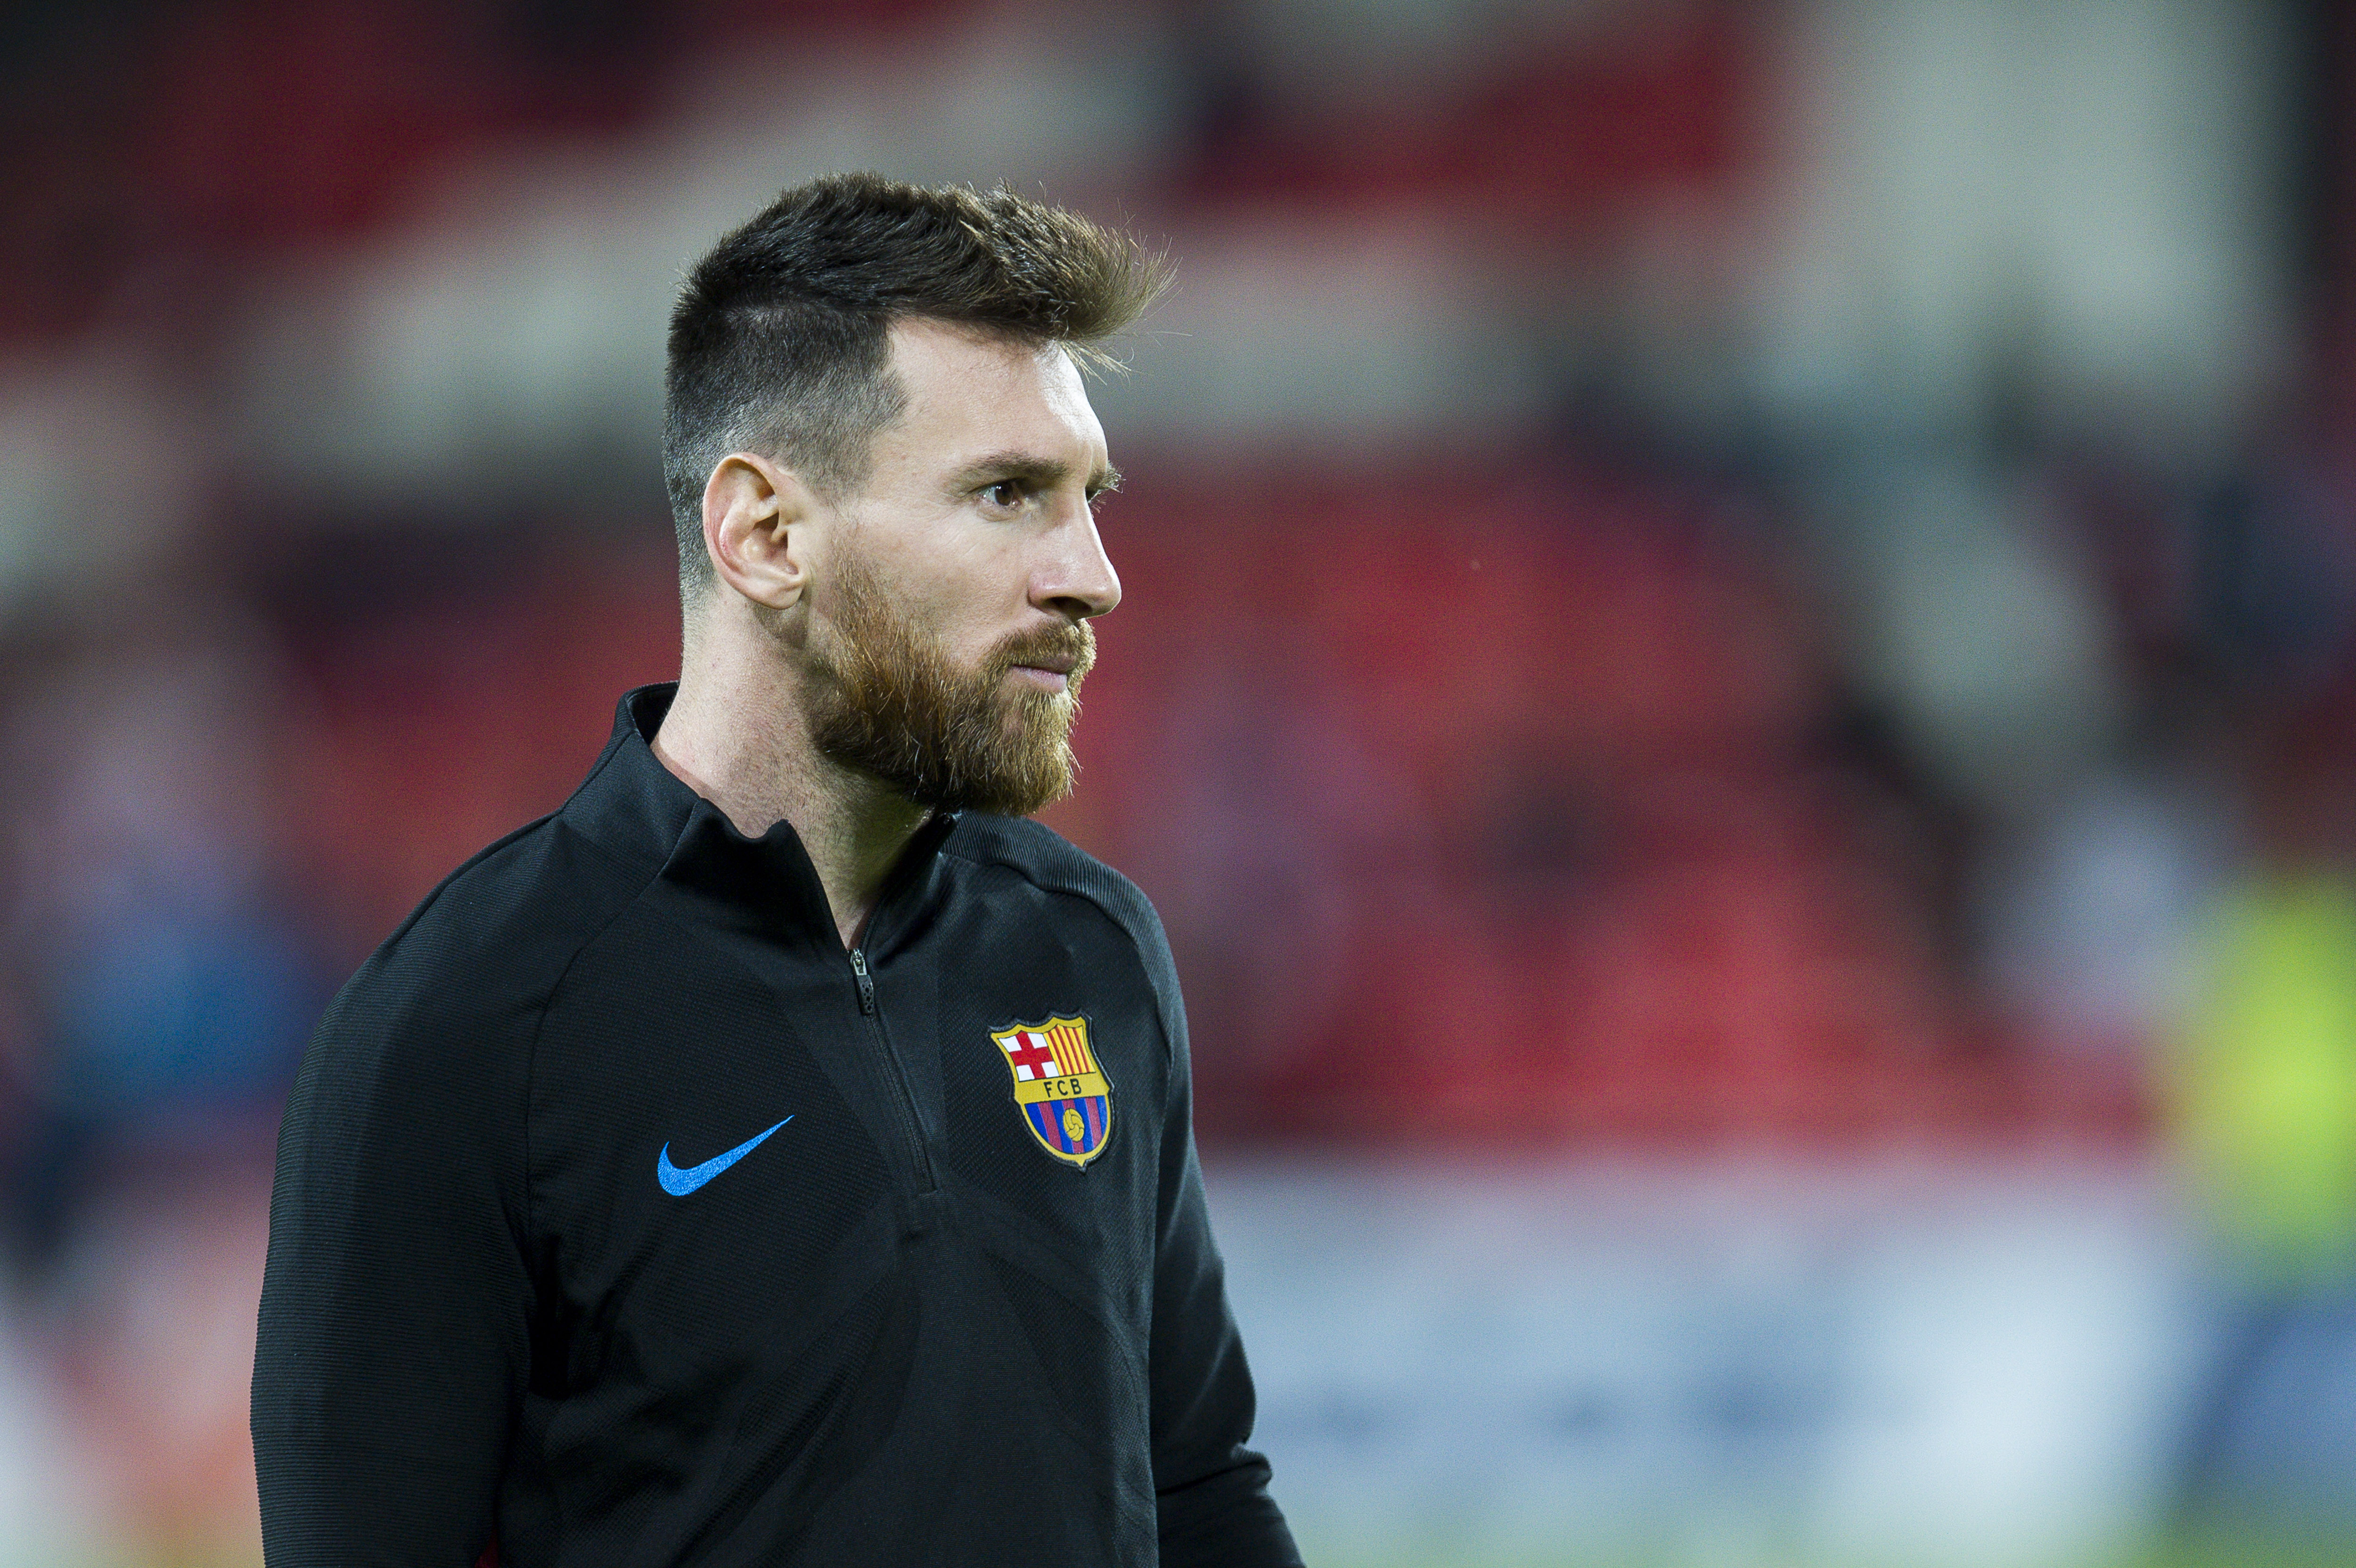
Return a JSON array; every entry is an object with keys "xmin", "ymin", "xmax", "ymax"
[{"xmin": 1002, "ymin": 1031, "xmax": 1061, "ymax": 1082}]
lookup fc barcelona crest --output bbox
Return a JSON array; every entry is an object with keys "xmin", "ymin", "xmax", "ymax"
[{"xmin": 991, "ymin": 1015, "xmax": 1113, "ymax": 1168}]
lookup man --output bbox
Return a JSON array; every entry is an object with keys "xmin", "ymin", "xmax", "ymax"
[{"xmin": 252, "ymin": 173, "xmax": 1301, "ymax": 1568}]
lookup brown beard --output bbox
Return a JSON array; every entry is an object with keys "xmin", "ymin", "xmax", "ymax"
[{"xmin": 805, "ymin": 552, "xmax": 1095, "ymax": 816}]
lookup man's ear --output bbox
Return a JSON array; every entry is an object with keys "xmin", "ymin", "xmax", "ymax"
[{"xmin": 703, "ymin": 452, "xmax": 813, "ymax": 610}]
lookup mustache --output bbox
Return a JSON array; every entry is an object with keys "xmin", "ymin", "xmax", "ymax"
[{"xmin": 985, "ymin": 621, "xmax": 1096, "ymax": 682}]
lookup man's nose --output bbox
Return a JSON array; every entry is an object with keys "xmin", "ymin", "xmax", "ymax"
[{"xmin": 1034, "ymin": 506, "xmax": 1122, "ymax": 621}]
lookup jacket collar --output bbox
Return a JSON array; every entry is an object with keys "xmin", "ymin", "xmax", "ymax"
[{"xmin": 562, "ymin": 683, "xmax": 957, "ymax": 954}]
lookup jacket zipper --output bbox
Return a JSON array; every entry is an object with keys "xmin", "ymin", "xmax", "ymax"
[{"xmin": 850, "ymin": 947, "xmax": 937, "ymax": 1193}]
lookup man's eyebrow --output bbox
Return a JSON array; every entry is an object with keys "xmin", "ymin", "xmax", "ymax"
[{"xmin": 948, "ymin": 452, "xmax": 1123, "ymax": 494}]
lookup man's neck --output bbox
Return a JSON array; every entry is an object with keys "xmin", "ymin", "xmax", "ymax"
[{"xmin": 652, "ymin": 643, "xmax": 929, "ymax": 951}]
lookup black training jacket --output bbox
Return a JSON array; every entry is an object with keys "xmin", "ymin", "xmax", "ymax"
[{"xmin": 252, "ymin": 685, "xmax": 1300, "ymax": 1568}]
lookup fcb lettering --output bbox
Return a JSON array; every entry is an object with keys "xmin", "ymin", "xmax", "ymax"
[{"xmin": 990, "ymin": 1015, "xmax": 1114, "ymax": 1168}]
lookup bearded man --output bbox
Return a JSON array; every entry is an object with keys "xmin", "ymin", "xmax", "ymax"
[{"xmin": 252, "ymin": 174, "xmax": 1301, "ymax": 1568}]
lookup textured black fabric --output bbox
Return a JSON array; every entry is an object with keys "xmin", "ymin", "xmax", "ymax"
[{"xmin": 253, "ymin": 685, "xmax": 1300, "ymax": 1568}]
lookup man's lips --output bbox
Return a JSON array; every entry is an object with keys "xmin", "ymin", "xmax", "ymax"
[
  {"xmin": 1009, "ymin": 662, "xmax": 1074, "ymax": 692},
  {"xmin": 999, "ymin": 630, "xmax": 1092, "ymax": 693}
]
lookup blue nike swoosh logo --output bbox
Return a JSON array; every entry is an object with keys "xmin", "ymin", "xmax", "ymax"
[{"xmin": 657, "ymin": 1118, "xmax": 792, "ymax": 1196}]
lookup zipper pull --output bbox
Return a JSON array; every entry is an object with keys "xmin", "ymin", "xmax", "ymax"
[{"xmin": 849, "ymin": 949, "xmax": 877, "ymax": 1015}]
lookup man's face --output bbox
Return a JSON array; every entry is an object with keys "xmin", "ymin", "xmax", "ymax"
[{"xmin": 802, "ymin": 319, "xmax": 1123, "ymax": 816}]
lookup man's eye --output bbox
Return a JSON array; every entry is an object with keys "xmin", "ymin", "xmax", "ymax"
[{"xmin": 982, "ymin": 481, "xmax": 1025, "ymax": 508}]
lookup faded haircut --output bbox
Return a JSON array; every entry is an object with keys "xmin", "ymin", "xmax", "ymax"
[{"xmin": 662, "ymin": 172, "xmax": 1169, "ymax": 599}]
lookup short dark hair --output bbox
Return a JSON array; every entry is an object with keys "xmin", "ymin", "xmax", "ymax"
[{"xmin": 663, "ymin": 173, "xmax": 1169, "ymax": 596}]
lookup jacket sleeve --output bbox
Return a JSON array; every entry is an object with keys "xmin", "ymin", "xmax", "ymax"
[
  {"xmin": 1137, "ymin": 908, "xmax": 1304, "ymax": 1568},
  {"xmin": 252, "ymin": 932, "xmax": 537, "ymax": 1567}
]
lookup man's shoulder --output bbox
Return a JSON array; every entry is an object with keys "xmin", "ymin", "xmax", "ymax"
[
  {"xmin": 945, "ymin": 813, "xmax": 1171, "ymax": 964},
  {"xmin": 947, "ymin": 815, "xmax": 1195, "ymax": 1069},
  {"xmin": 317, "ymin": 812, "xmax": 656, "ymax": 1069}
]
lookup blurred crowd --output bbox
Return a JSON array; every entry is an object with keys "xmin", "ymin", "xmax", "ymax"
[{"xmin": 4, "ymin": 0, "xmax": 2356, "ymax": 1560}]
